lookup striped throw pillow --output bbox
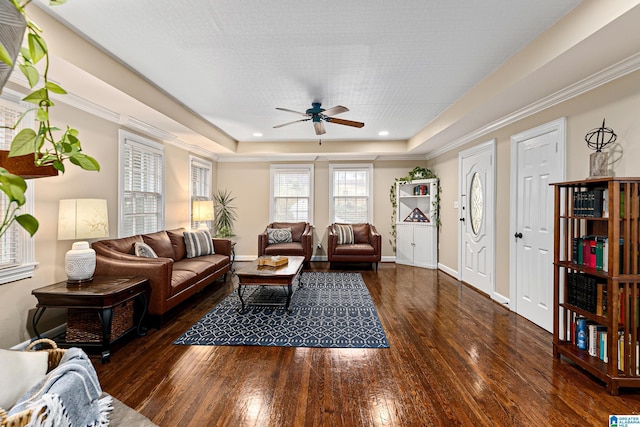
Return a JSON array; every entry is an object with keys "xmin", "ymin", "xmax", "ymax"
[
  {"xmin": 335, "ymin": 224, "xmax": 354, "ymax": 245},
  {"xmin": 183, "ymin": 230, "xmax": 215, "ymax": 258}
]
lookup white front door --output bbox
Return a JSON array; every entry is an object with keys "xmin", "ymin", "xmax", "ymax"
[
  {"xmin": 458, "ymin": 140, "xmax": 495, "ymax": 297},
  {"xmin": 510, "ymin": 118, "xmax": 566, "ymax": 332}
]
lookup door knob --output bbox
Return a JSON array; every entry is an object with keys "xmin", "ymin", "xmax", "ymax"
[
  {"xmin": 459, "ymin": 217, "xmax": 465, "ymax": 222},
  {"xmin": 514, "ymin": 232, "xmax": 523, "ymax": 239}
]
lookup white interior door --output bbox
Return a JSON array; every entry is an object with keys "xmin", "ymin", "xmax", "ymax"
[
  {"xmin": 510, "ymin": 118, "xmax": 566, "ymax": 332},
  {"xmin": 458, "ymin": 140, "xmax": 495, "ymax": 297}
]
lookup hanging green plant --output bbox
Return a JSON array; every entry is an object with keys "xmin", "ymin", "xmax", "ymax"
[
  {"xmin": 0, "ymin": 0, "xmax": 99, "ymax": 239},
  {"xmin": 389, "ymin": 167, "xmax": 441, "ymax": 247}
]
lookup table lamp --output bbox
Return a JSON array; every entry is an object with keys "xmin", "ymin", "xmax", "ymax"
[
  {"xmin": 58, "ymin": 199, "xmax": 109, "ymax": 284},
  {"xmin": 192, "ymin": 200, "xmax": 214, "ymax": 230}
]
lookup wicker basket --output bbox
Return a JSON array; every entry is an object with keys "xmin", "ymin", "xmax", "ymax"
[
  {"xmin": 0, "ymin": 338, "xmax": 66, "ymax": 427},
  {"xmin": 66, "ymin": 299, "xmax": 134, "ymax": 343}
]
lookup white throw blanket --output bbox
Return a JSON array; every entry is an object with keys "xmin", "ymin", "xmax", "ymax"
[{"xmin": 8, "ymin": 347, "xmax": 112, "ymax": 427}]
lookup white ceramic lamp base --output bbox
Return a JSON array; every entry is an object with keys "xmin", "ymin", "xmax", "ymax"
[{"xmin": 65, "ymin": 241, "xmax": 96, "ymax": 284}]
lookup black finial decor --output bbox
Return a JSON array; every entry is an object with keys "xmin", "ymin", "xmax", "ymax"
[
  {"xmin": 585, "ymin": 119, "xmax": 617, "ymax": 152},
  {"xmin": 585, "ymin": 118, "xmax": 616, "ymax": 179}
]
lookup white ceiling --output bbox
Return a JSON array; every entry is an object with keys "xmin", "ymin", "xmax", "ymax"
[{"xmin": 29, "ymin": 0, "xmax": 626, "ymax": 158}]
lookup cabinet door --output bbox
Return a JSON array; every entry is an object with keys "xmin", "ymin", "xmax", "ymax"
[
  {"xmin": 396, "ymin": 224, "xmax": 414, "ymax": 265},
  {"xmin": 413, "ymin": 225, "xmax": 436, "ymax": 268}
]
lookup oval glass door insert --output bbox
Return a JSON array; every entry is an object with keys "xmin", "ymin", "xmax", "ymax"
[{"xmin": 470, "ymin": 172, "xmax": 483, "ymax": 235}]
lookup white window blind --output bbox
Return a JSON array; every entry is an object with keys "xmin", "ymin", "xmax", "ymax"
[
  {"xmin": 190, "ymin": 156, "xmax": 212, "ymax": 230},
  {"xmin": 119, "ymin": 132, "xmax": 164, "ymax": 237},
  {"xmin": 270, "ymin": 165, "xmax": 314, "ymax": 223},
  {"xmin": 330, "ymin": 164, "xmax": 373, "ymax": 224},
  {"xmin": 0, "ymin": 93, "xmax": 36, "ymax": 284}
]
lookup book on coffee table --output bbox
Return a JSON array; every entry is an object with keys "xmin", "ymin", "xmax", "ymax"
[{"xmin": 258, "ymin": 256, "xmax": 289, "ymax": 267}]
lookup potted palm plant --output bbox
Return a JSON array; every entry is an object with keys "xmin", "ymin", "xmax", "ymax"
[
  {"xmin": 0, "ymin": 0, "xmax": 99, "ymax": 238},
  {"xmin": 213, "ymin": 189, "xmax": 237, "ymax": 238}
]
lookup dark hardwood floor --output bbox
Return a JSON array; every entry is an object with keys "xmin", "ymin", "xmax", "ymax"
[{"xmin": 93, "ymin": 262, "xmax": 640, "ymax": 426}]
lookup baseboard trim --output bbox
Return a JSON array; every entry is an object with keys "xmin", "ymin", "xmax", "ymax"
[
  {"xmin": 11, "ymin": 324, "xmax": 66, "ymax": 350},
  {"xmin": 437, "ymin": 263, "xmax": 458, "ymax": 278}
]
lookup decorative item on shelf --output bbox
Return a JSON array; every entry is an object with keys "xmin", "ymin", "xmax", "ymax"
[
  {"xmin": 57, "ymin": 199, "xmax": 109, "ymax": 284},
  {"xmin": 192, "ymin": 199, "xmax": 214, "ymax": 230},
  {"xmin": 404, "ymin": 207, "xmax": 429, "ymax": 223},
  {"xmin": 585, "ymin": 118, "xmax": 616, "ymax": 179}
]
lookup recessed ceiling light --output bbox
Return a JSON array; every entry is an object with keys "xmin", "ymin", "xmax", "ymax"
[
  {"xmin": 378, "ymin": 131, "xmax": 389, "ymax": 136},
  {"xmin": 252, "ymin": 132, "xmax": 263, "ymax": 137}
]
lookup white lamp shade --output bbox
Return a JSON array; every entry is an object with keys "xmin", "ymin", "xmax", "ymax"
[
  {"xmin": 58, "ymin": 199, "xmax": 109, "ymax": 240},
  {"xmin": 58, "ymin": 199, "xmax": 109, "ymax": 283},
  {"xmin": 192, "ymin": 200, "xmax": 215, "ymax": 222}
]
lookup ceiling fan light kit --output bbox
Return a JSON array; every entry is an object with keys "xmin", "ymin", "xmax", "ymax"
[{"xmin": 274, "ymin": 102, "xmax": 365, "ymax": 136}]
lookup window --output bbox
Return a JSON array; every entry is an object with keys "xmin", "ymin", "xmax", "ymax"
[
  {"xmin": 330, "ymin": 164, "xmax": 373, "ymax": 224},
  {"xmin": 270, "ymin": 164, "xmax": 314, "ymax": 224},
  {"xmin": 190, "ymin": 156, "xmax": 213, "ymax": 230},
  {"xmin": 118, "ymin": 131, "xmax": 165, "ymax": 237},
  {"xmin": 0, "ymin": 92, "xmax": 36, "ymax": 284}
]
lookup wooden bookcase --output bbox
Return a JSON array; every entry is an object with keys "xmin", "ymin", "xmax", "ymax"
[{"xmin": 552, "ymin": 177, "xmax": 640, "ymax": 395}]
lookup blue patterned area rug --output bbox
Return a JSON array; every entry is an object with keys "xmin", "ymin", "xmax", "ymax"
[{"xmin": 174, "ymin": 272, "xmax": 389, "ymax": 348}]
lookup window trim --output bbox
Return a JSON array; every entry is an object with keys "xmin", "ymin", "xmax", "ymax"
[
  {"xmin": 189, "ymin": 155, "xmax": 213, "ymax": 230},
  {"xmin": 329, "ymin": 163, "xmax": 374, "ymax": 224},
  {"xmin": 0, "ymin": 90, "xmax": 37, "ymax": 285},
  {"xmin": 118, "ymin": 130, "xmax": 165, "ymax": 238},
  {"xmin": 269, "ymin": 164, "xmax": 314, "ymax": 225}
]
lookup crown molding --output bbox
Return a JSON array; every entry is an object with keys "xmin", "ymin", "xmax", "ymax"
[{"xmin": 425, "ymin": 51, "xmax": 640, "ymax": 160}]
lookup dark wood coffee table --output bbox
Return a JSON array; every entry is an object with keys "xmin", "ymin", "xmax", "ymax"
[{"xmin": 235, "ymin": 256, "xmax": 304, "ymax": 312}]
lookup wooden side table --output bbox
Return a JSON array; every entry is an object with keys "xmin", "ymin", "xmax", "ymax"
[{"xmin": 32, "ymin": 276, "xmax": 149, "ymax": 363}]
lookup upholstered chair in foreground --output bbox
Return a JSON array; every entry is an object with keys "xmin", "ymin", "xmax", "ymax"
[{"xmin": 327, "ymin": 223, "xmax": 381, "ymax": 271}]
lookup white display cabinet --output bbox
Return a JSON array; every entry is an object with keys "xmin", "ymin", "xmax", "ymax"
[{"xmin": 395, "ymin": 179, "xmax": 438, "ymax": 269}]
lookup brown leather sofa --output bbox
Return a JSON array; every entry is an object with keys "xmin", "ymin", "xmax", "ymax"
[
  {"xmin": 327, "ymin": 223, "xmax": 382, "ymax": 271},
  {"xmin": 92, "ymin": 228, "xmax": 231, "ymax": 324},
  {"xmin": 258, "ymin": 222, "xmax": 313, "ymax": 263}
]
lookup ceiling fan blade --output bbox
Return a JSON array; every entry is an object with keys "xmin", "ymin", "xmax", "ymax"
[
  {"xmin": 326, "ymin": 117, "xmax": 365, "ymax": 128},
  {"xmin": 314, "ymin": 121, "xmax": 326, "ymax": 135},
  {"xmin": 275, "ymin": 107, "xmax": 309, "ymax": 117},
  {"xmin": 273, "ymin": 118, "xmax": 310, "ymax": 128},
  {"xmin": 322, "ymin": 105, "xmax": 349, "ymax": 117}
]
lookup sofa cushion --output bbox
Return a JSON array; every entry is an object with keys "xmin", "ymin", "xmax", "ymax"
[
  {"xmin": 334, "ymin": 243, "xmax": 375, "ymax": 255},
  {"xmin": 351, "ymin": 223, "xmax": 370, "ymax": 244},
  {"xmin": 167, "ymin": 228, "xmax": 187, "ymax": 261},
  {"xmin": 267, "ymin": 227, "xmax": 293, "ymax": 244},
  {"xmin": 271, "ymin": 222, "xmax": 305, "ymax": 242},
  {"xmin": 101, "ymin": 235, "xmax": 143, "ymax": 255},
  {"xmin": 263, "ymin": 242, "xmax": 306, "ymax": 257},
  {"xmin": 335, "ymin": 224, "xmax": 355, "ymax": 244},
  {"xmin": 184, "ymin": 230, "xmax": 215, "ymax": 258},
  {"xmin": 142, "ymin": 231, "xmax": 175, "ymax": 259},
  {"xmin": 134, "ymin": 242, "xmax": 158, "ymax": 258}
]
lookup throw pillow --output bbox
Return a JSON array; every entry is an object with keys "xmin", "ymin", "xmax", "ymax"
[
  {"xmin": 183, "ymin": 230, "xmax": 215, "ymax": 258},
  {"xmin": 134, "ymin": 242, "xmax": 158, "ymax": 258},
  {"xmin": 0, "ymin": 348, "xmax": 48, "ymax": 409},
  {"xmin": 267, "ymin": 227, "xmax": 293, "ymax": 245},
  {"xmin": 335, "ymin": 224, "xmax": 354, "ymax": 245}
]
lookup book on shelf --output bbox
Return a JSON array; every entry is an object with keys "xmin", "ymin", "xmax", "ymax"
[
  {"xmin": 567, "ymin": 272, "xmax": 606, "ymax": 315},
  {"xmin": 572, "ymin": 188, "xmax": 605, "ymax": 217}
]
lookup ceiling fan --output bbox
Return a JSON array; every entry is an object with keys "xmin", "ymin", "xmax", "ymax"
[{"xmin": 273, "ymin": 102, "xmax": 365, "ymax": 135}]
